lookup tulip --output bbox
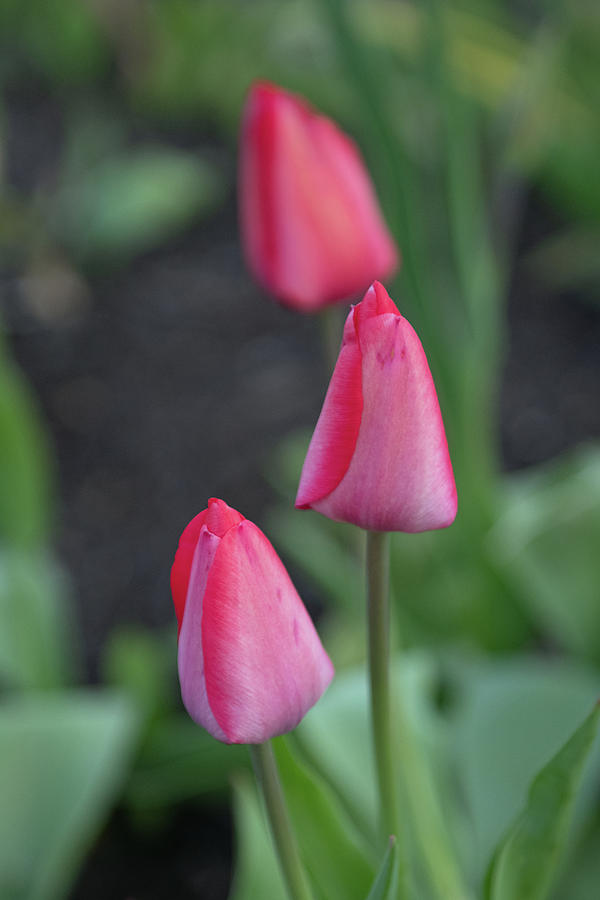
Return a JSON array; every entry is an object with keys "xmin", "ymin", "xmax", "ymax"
[
  {"xmin": 296, "ymin": 281, "xmax": 457, "ymax": 532},
  {"xmin": 239, "ymin": 81, "xmax": 398, "ymax": 312},
  {"xmin": 171, "ymin": 498, "xmax": 334, "ymax": 744}
]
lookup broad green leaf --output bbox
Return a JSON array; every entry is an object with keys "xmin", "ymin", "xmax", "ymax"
[
  {"xmin": 296, "ymin": 655, "xmax": 468, "ymax": 899},
  {"xmin": 274, "ymin": 735, "xmax": 375, "ymax": 900},
  {"xmin": 53, "ymin": 148, "xmax": 224, "ymax": 263},
  {"xmin": 490, "ymin": 449, "xmax": 600, "ymax": 661},
  {"xmin": 486, "ymin": 703, "xmax": 600, "ymax": 900},
  {"xmin": 228, "ymin": 773, "xmax": 287, "ymax": 900},
  {"xmin": 0, "ymin": 548, "xmax": 73, "ymax": 690},
  {"xmin": 450, "ymin": 655, "xmax": 600, "ymax": 879},
  {"xmin": 0, "ymin": 691, "xmax": 140, "ymax": 900},
  {"xmin": 296, "ymin": 666, "xmax": 378, "ymax": 846},
  {"xmin": 126, "ymin": 716, "xmax": 248, "ymax": 812},
  {"xmin": 366, "ymin": 837, "xmax": 397, "ymax": 900}
]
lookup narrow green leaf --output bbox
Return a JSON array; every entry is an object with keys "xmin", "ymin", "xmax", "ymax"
[
  {"xmin": 229, "ymin": 772, "xmax": 287, "ymax": 900},
  {"xmin": 486, "ymin": 703, "xmax": 600, "ymax": 900},
  {"xmin": 366, "ymin": 837, "xmax": 397, "ymax": 900},
  {"xmin": 0, "ymin": 352, "xmax": 53, "ymax": 546},
  {"xmin": 274, "ymin": 735, "xmax": 375, "ymax": 900}
]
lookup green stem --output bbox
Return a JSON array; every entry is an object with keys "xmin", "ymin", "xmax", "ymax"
[
  {"xmin": 366, "ymin": 531, "xmax": 397, "ymax": 839},
  {"xmin": 249, "ymin": 742, "xmax": 314, "ymax": 900}
]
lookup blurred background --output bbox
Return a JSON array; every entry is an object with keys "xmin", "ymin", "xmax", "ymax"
[{"xmin": 0, "ymin": 1, "xmax": 599, "ymax": 898}]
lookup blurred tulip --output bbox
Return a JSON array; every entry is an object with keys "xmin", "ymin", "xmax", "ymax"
[
  {"xmin": 296, "ymin": 282, "xmax": 457, "ymax": 531},
  {"xmin": 171, "ymin": 498, "xmax": 334, "ymax": 743},
  {"xmin": 239, "ymin": 81, "xmax": 398, "ymax": 312}
]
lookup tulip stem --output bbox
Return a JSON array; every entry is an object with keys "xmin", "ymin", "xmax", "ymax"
[
  {"xmin": 366, "ymin": 530, "xmax": 397, "ymax": 840},
  {"xmin": 249, "ymin": 741, "xmax": 314, "ymax": 900}
]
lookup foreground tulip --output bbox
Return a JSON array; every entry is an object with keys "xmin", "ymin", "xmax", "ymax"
[
  {"xmin": 239, "ymin": 81, "xmax": 398, "ymax": 312},
  {"xmin": 171, "ymin": 498, "xmax": 334, "ymax": 744},
  {"xmin": 296, "ymin": 281, "xmax": 457, "ymax": 532}
]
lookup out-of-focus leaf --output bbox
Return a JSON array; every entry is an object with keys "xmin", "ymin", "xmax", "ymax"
[
  {"xmin": 0, "ymin": 548, "xmax": 73, "ymax": 690},
  {"xmin": 274, "ymin": 735, "xmax": 375, "ymax": 900},
  {"xmin": 0, "ymin": 0, "xmax": 109, "ymax": 84},
  {"xmin": 296, "ymin": 655, "xmax": 468, "ymax": 899},
  {"xmin": 552, "ymin": 820, "xmax": 600, "ymax": 900},
  {"xmin": 0, "ymin": 691, "xmax": 140, "ymax": 900},
  {"xmin": 103, "ymin": 626, "xmax": 175, "ymax": 720},
  {"xmin": 450, "ymin": 655, "xmax": 600, "ymax": 880},
  {"xmin": 52, "ymin": 148, "xmax": 224, "ymax": 263},
  {"xmin": 0, "ymin": 351, "xmax": 53, "ymax": 546},
  {"xmin": 490, "ymin": 448, "xmax": 600, "ymax": 661},
  {"xmin": 296, "ymin": 665, "xmax": 378, "ymax": 845},
  {"xmin": 228, "ymin": 772, "xmax": 287, "ymax": 900},
  {"xmin": 126, "ymin": 716, "xmax": 248, "ymax": 813},
  {"xmin": 485, "ymin": 703, "xmax": 600, "ymax": 900},
  {"xmin": 365, "ymin": 837, "xmax": 397, "ymax": 900}
]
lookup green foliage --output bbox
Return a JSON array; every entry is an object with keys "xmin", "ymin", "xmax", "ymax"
[
  {"xmin": 274, "ymin": 736, "xmax": 375, "ymax": 900},
  {"xmin": 449, "ymin": 656, "xmax": 600, "ymax": 883},
  {"xmin": 365, "ymin": 838, "xmax": 397, "ymax": 900},
  {"xmin": 0, "ymin": 548, "xmax": 73, "ymax": 690},
  {"xmin": 229, "ymin": 773, "xmax": 287, "ymax": 900},
  {"xmin": 0, "ymin": 349, "xmax": 53, "ymax": 547},
  {"xmin": 0, "ymin": 0, "xmax": 109, "ymax": 85},
  {"xmin": 490, "ymin": 448, "xmax": 600, "ymax": 662},
  {"xmin": 485, "ymin": 704, "xmax": 600, "ymax": 900},
  {"xmin": 51, "ymin": 147, "xmax": 224, "ymax": 265},
  {"xmin": 0, "ymin": 692, "xmax": 139, "ymax": 900}
]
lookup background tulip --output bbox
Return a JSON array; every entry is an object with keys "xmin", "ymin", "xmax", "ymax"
[
  {"xmin": 239, "ymin": 81, "xmax": 398, "ymax": 312},
  {"xmin": 171, "ymin": 498, "xmax": 334, "ymax": 744},
  {"xmin": 296, "ymin": 282, "xmax": 457, "ymax": 532}
]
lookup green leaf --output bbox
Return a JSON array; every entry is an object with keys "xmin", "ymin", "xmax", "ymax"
[
  {"xmin": 274, "ymin": 735, "xmax": 375, "ymax": 900},
  {"xmin": 126, "ymin": 715, "xmax": 248, "ymax": 813},
  {"xmin": 0, "ymin": 548, "xmax": 73, "ymax": 690},
  {"xmin": 0, "ymin": 352, "xmax": 53, "ymax": 547},
  {"xmin": 490, "ymin": 449, "xmax": 600, "ymax": 661},
  {"xmin": 366, "ymin": 837, "xmax": 397, "ymax": 900},
  {"xmin": 0, "ymin": 691, "xmax": 140, "ymax": 900},
  {"xmin": 229, "ymin": 773, "xmax": 287, "ymax": 900},
  {"xmin": 450, "ymin": 655, "xmax": 600, "ymax": 880},
  {"xmin": 485, "ymin": 703, "xmax": 600, "ymax": 900},
  {"xmin": 53, "ymin": 148, "xmax": 224, "ymax": 264},
  {"xmin": 103, "ymin": 626, "xmax": 175, "ymax": 721}
]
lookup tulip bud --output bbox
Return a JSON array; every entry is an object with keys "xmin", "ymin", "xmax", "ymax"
[
  {"xmin": 296, "ymin": 282, "xmax": 457, "ymax": 532},
  {"xmin": 171, "ymin": 498, "xmax": 334, "ymax": 744},
  {"xmin": 239, "ymin": 81, "xmax": 398, "ymax": 312}
]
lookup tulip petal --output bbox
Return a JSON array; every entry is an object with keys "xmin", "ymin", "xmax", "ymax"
[
  {"xmin": 171, "ymin": 508, "xmax": 208, "ymax": 634},
  {"xmin": 296, "ymin": 310, "xmax": 363, "ymax": 509},
  {"xmin": 171, "ymin": 499, "xmax": 244, "ymax": 634},
  {"xmin": 177, "ymin": 526, "xmax": 228, "ymax": 742},
  {"xmin": 306, "ymin": 289, "xmax": 457, "ymax": 531},
  {"xmin": 201, "ymin": 521, "xmax": 334, "ymax": 744},
  {"xmin": 240, "ymin": 83, "xmax": 398, "ymax": 311}
]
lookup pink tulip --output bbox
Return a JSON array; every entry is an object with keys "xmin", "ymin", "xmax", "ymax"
[
  {"xmin": 296, "ymin": 282, "xmax": 457, "ymax": 532},
  {"xmin": 239, "ymin": 81, "xmax": 398, "ymax": 312},
  {"xmin": 171, "ymin": 498, "xmax": 334, "ymax": 744}
]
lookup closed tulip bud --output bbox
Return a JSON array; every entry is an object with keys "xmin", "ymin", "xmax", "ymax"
[
  {"xmin": 239, "ymin": 81, "xmax": 398, "ymax": 312},
  {"xmin": 171, "ymin": 498, "xmax": 334, "ymax": 744},
  {"xmin": 296, "ymin": 282, "xmax": 457, "ymax": 532}
]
